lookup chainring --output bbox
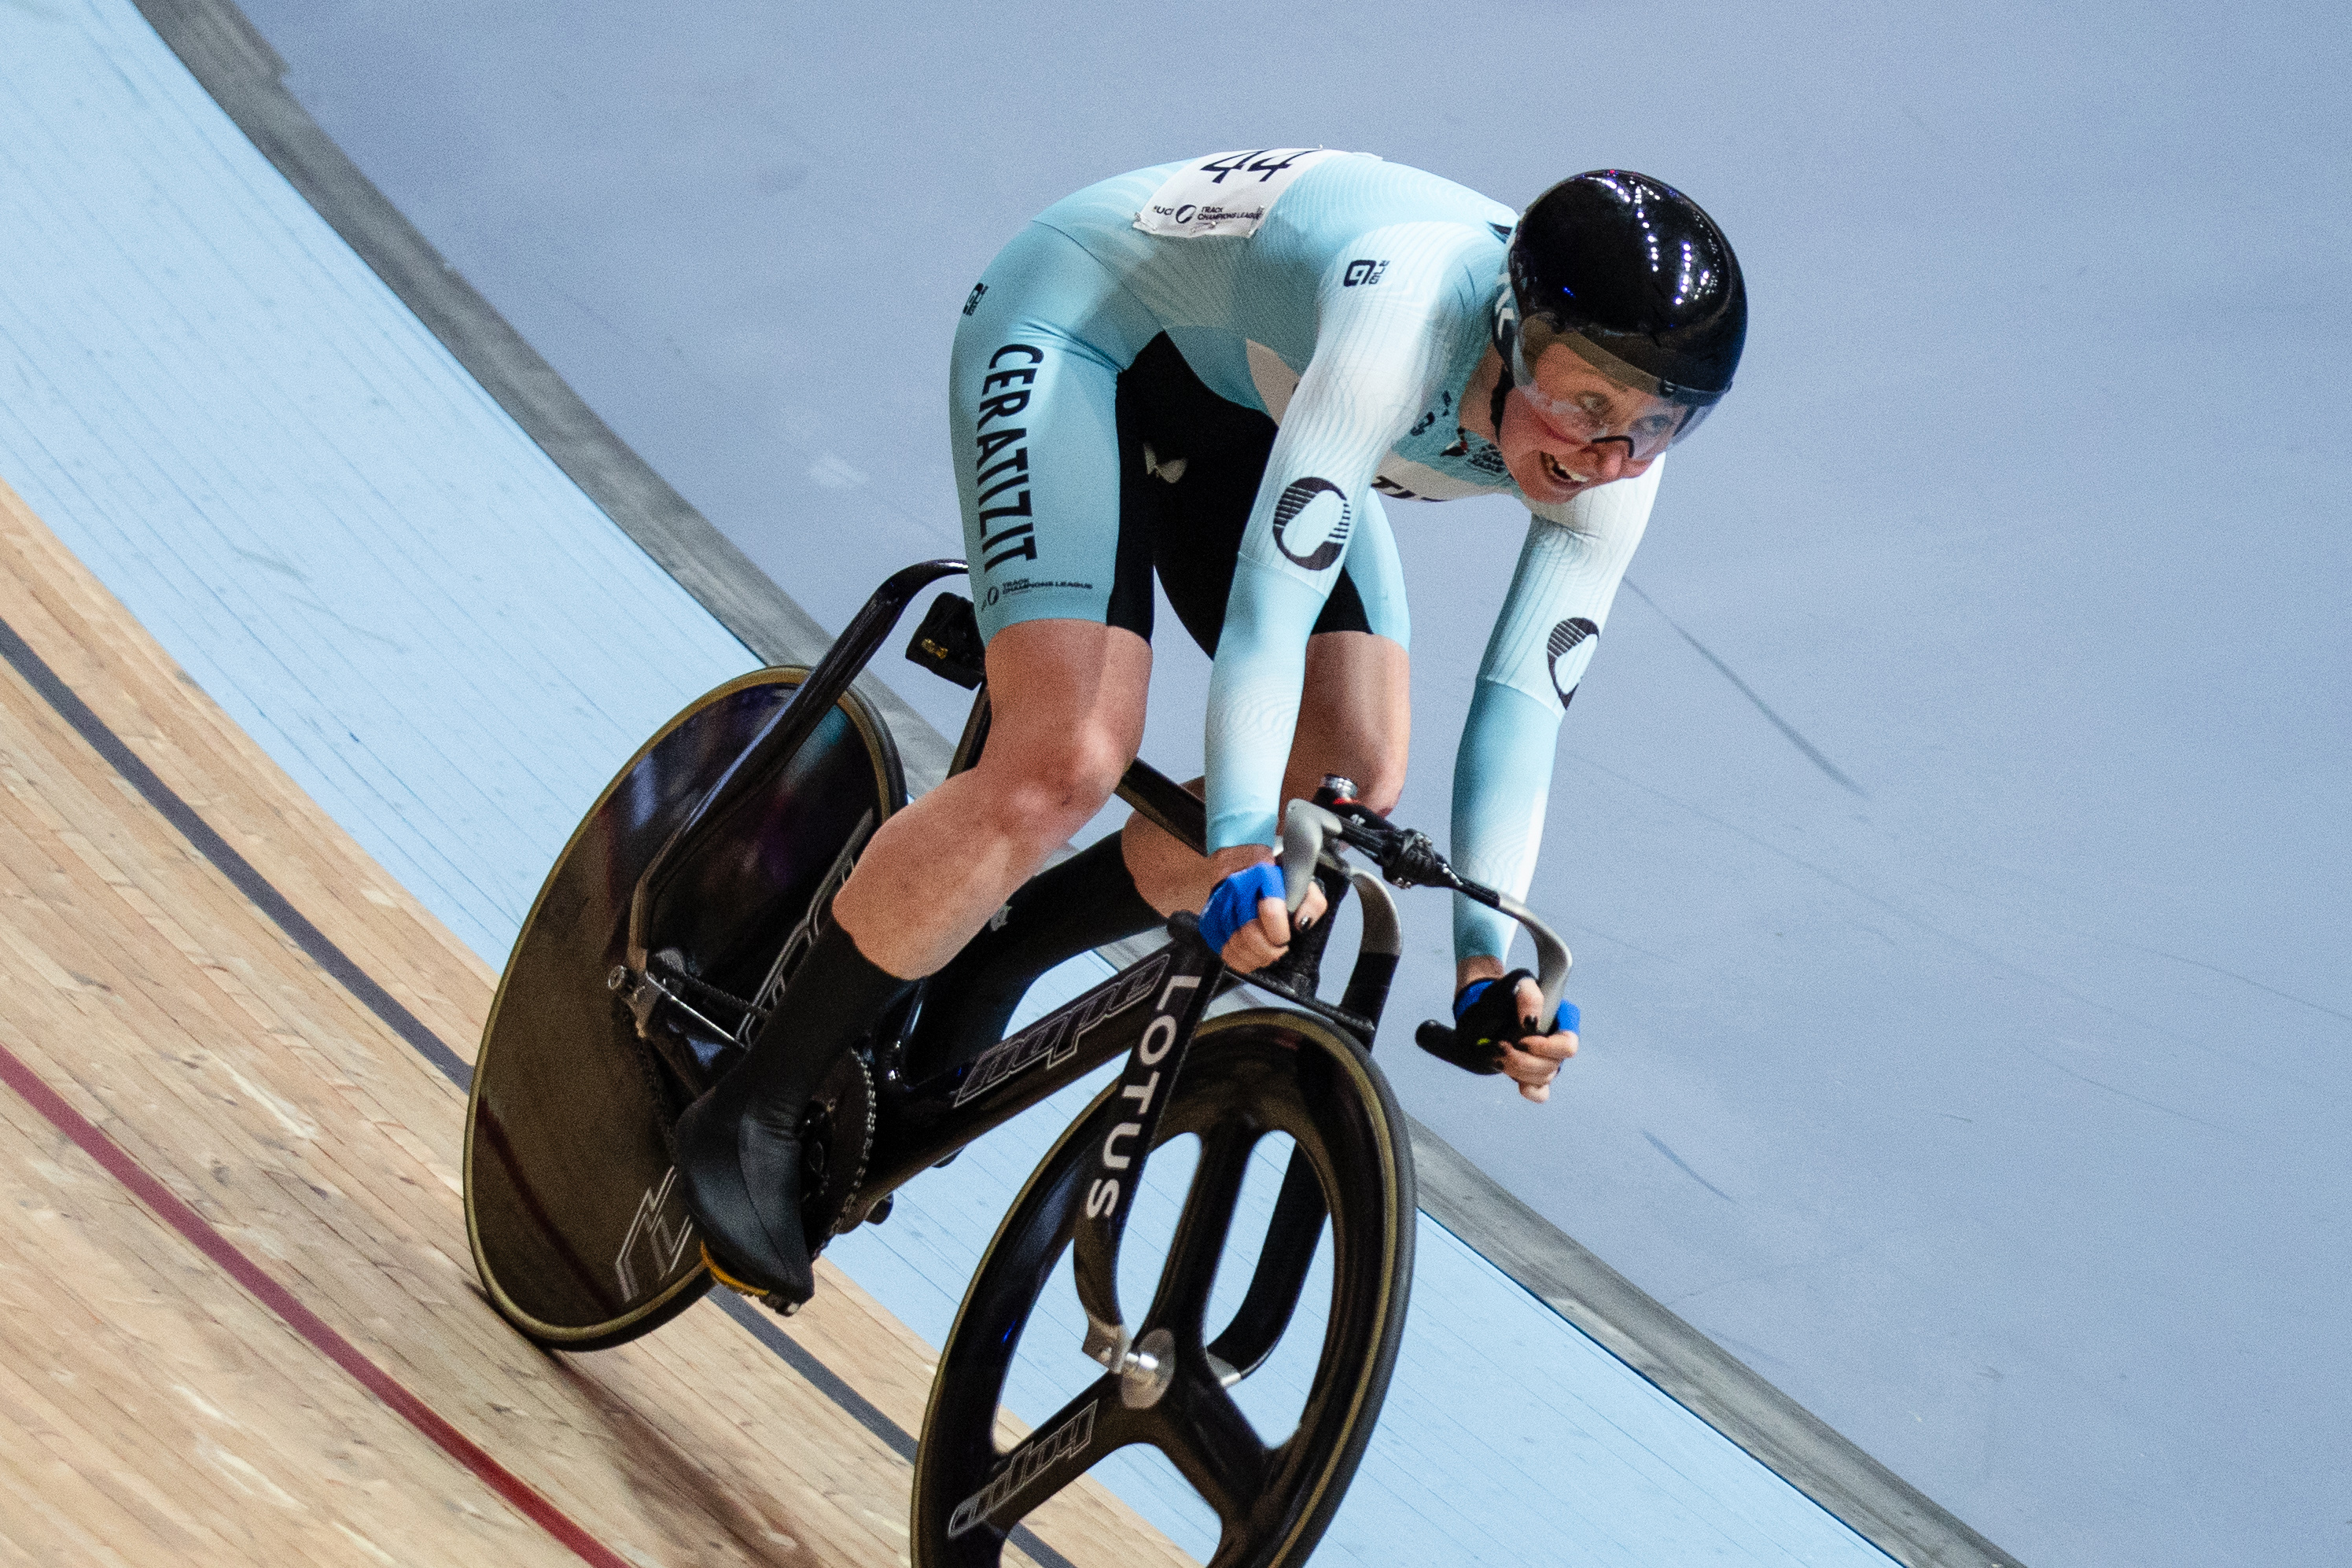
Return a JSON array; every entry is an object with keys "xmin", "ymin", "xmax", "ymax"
[{"xmin": 800, "ymin": 1051, "xmax": 877, "ymax": 1248}]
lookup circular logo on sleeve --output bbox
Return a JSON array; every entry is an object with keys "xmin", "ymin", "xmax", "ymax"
[
  {"xmin": 1270, "ymin": 478, "xmax": 1352, "ymax": 571},
  {"xmin": 1546, "ymin": 617, "xmax": 1599, "ymax": 701}
]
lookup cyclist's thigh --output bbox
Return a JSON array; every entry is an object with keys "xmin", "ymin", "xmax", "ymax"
[
  {"xmin": 1290, "ymin": 626, "xmax": 1410, "ymax": 807},
  {"xmin": 971, "ymin": 619, "xmax": 1150, "ymax": 786},
  {"xmin": 952, "ymin": 223, "xmax": 1159, "ymax": 642}
]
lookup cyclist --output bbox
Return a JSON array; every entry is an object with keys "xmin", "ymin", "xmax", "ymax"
[{"xmin": 676, "ymin": 153, "xmax": 1747, "ymax": 1307}]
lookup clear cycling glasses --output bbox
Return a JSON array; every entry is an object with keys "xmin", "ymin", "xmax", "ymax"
[{"xmin": 1508, "ymin": 314, "xmax": 1718, "ymax": 460}]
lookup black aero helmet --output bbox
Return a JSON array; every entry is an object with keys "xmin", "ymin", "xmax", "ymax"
[{"xmin": 1504, "ymin": 170, "xmax": 1747, "ymax": 451}]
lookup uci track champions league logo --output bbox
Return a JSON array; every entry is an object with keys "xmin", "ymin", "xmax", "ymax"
[{"xmin": 1270, "ymin": 478, "xmax": 1353, "ymax": 572}]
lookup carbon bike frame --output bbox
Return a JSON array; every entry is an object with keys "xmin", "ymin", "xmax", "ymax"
[
  {"xmin": 614, "ymin": 564, "xmax": 1355, "ymax": 1261},
  {"xmin": 612, "ymin": 560, "xmax": 1556, "ymax": 1353},
  {"xmin": 861, "ymin": 914, "xmax": 1226, "ymax": 1200}
]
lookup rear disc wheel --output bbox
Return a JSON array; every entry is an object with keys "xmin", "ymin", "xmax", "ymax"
[{"xmin": 463, "ymin": 666, "xmax": 902, "ymax": 1349}]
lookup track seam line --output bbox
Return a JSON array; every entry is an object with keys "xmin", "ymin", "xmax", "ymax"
[{"xmin": 0, "ymin": 1038, "xmax": 633, "ymax": 1568}]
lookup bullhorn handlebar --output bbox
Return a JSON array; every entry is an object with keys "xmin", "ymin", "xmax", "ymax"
[{"xmin": 1275, "ymin": 793, "xmax": 1573, "ymax": 1076}]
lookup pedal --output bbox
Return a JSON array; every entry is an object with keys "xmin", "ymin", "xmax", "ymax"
[
  {"xmin": 905, "ymin": 594, "xmax": 987, "ymax": 689},
  {"xmin": 701, "ymin": 1243, "xmax": 803, "ymax": 1316}
]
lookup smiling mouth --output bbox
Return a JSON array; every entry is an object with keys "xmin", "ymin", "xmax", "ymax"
[{"xmin": 1539, "ymin": 451, "xmax": 1591, "ymax": 488}]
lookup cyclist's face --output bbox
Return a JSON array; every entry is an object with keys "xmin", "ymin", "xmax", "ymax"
[{"xmin": 1497, "ymin": 345, "xmax": 1677, "ymax": 503}]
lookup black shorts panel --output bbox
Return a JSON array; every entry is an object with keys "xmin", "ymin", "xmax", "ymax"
[{"xmin": 1112, "ymin": 334, "xmax": 1373, "ymax": 657}]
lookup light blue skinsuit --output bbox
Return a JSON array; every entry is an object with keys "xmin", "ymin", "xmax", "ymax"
[{"xmin": 951, "ymin": 150, "xmax": 1660, "ymax": 966}]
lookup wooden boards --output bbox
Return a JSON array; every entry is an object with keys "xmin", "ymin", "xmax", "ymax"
[{"xmin": 0, "ymin": 474, "xmax": 1191, "ymax": 1567}]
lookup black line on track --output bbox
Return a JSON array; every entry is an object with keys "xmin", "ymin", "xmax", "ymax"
[
  {"xmin": 0, "ymin": 611, "xmax": 1080, "ymax": 1568},
  {"xmin": 707, "ymin": 1291, "xmax": 917, "ymax": 1464},
  {"xmin": 0, "ymin": 617, "xmax": 471, "ymax": 1086},
  {"xmin": 1623, "ymin": 577, "xmax": 1868, "ymax": 797},
  {"xmin": 710, "ymin": 1297, "xmax": 1082, "ymax": 1568}
]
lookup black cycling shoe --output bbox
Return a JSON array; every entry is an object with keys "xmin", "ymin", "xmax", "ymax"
[
  {"xmin": 673, "ymin": 1068, "xmax": 820, "ymax": 1305},
  {"xmin": 672, "ymin": 920, "xmax": 910, "ymax": 1309}
]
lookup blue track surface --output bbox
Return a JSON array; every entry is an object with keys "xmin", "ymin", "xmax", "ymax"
[
  {"xmin": 0, "ymin": 1, "xmax": 754, "ymax": 965},
  {"xmin": 0, "ymin": 5, "xmax": 1894, "ymax": 1562}
]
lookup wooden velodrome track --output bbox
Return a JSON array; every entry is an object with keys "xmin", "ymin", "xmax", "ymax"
[{"xmin": 0, "ymin": 477, "xmax": 1187, "ymax": 1566}]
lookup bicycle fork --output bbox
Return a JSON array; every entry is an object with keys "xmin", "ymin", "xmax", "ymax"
[{"xmin": 1072, "ymin": 914, "xmax": 1223, "ymax": 1384}]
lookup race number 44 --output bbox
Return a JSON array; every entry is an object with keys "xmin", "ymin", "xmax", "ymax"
[{"xmin": 1134, "ymin": 147, "xmax": 1355, "ymax": 240}]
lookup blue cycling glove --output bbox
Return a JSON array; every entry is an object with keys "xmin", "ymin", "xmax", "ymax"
[
  {"xmin": 1198, "ymin": 861, "xmax": 1287, "ymax": 956},
  {"xmin": 1454, "ymin": 972, "xmax": 1580, "ymax": 1041}
]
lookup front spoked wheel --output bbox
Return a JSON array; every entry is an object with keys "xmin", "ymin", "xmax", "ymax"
[{"xmin": 913, "ymin": 1009, "xmax": 1414, "ymax": 1567}]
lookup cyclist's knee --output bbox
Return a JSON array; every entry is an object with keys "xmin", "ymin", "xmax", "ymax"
[
  {"xmin": 1018, "ymin": 745, "xmax": 1128, "ymax": 824},
  {"xmin": 977, "ymin": 731, "xmax": 1129, "ymax": 847},
  {"xmin": 1296, "ymin": 735, "xmax": 1405, "ymax": 816},
  {"xmin": 1353, "ymin": 759, "xmax": 1405, "ymax": 816}
]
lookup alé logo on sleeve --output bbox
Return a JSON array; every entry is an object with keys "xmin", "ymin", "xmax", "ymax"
[{"xmin": 1546, "ymin": 617, "xmax": 1600, "ymax": 705}]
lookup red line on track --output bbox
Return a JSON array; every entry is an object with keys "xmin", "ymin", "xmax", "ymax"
[{"xmin": 0, "ymin": 1040, "xmax": 633, "ymax": 1568}]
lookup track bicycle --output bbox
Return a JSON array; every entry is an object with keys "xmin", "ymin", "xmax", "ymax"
[{"xmin": 462, "ymin": 561, "xmax": 1571, "ymax": 1567}]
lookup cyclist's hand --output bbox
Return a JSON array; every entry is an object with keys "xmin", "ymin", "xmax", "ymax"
[
  {"xmin": 1199, "ymin": 855, "xmax": 1327, "ymax": 973},
  {"xmin": 1455, "ymin": 971, "xmax": 1580, "ymax": 1103}
]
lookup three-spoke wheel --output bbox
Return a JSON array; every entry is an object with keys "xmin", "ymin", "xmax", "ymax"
[{"xmin": 913, "ymin": 1009, "xmax": 1414, "ymax": 1567}]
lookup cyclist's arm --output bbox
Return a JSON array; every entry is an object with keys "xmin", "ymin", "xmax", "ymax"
[
  {"xmin": 1205, "ymin": 223, "xmax": 1472, "ymax": 853},
  {"xmin": 1449, "ymin": 461, "xmax": 1662, "ymax": 966}
]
